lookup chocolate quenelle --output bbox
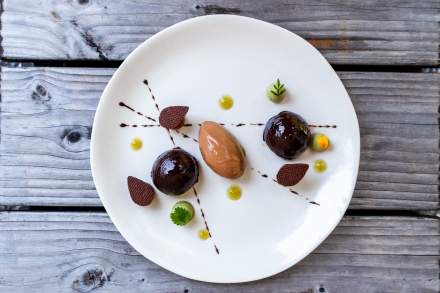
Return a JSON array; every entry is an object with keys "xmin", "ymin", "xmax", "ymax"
[{"xmin": 199, "ymin": 121, "xmax": 246, "ymax": 179}]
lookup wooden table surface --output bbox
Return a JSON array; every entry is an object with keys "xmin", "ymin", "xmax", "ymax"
[{"xmin": 0, "ymin": 1, "xmax": 439, "ymax": 292}]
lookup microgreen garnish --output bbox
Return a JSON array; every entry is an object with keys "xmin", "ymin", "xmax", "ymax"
[
  {"xmin": 267, "ymin": 79, "xmax": 287, "ymax": 103},
  {"xmin": 271, "ymin": 79, "xmax": 286, "ymax": 96},
  {"xmin": 170, "ymin": 201, "xmax": 194, "ymax": 226}
]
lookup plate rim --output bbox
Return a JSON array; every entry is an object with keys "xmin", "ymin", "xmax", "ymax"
[{"xmin": 90, "ymin": 14, "xmax": 360, "ymax": 283}]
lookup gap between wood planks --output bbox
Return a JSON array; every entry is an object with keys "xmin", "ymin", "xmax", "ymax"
[
  {"xmin": 1, "ymin": 58, "xmax": 440, "ymax": 72},
  {"xmin": 0, "ymin": 205, "xmax": 438, "ymax": 219}
]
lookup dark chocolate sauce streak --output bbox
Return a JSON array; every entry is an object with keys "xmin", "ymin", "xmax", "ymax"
[
  {"xmin": 174, "ymin": 130, "xmax": 199, "ymax": 143},
  {"xmin": 250, "ymin": 167, "xmax": 320, "ymax": 206},
  {"xmin": 144, "ymin": 79, "xmax": 218, "ymax": 254},
  {"xmin": 193, "ymin": 187, "xmax": 220, "ymax": 254},
  {"xmin": 289, "ymin": 189, "xmax": 319, "ymax": 205},
  {"xmin": 118, "ymin": 102, "xmax": 135, "ymax": 112},
  {"xmin": 166, "ymin": 129, "xmax": 176, "ymax": 146},
  {"xmin": 143, "ymin": 79, "xmax": 176, "ymax": 146},
  {"xmin": 118, "ymin": 101, "xmax": 157, "ymax": 122},
  {"xmin": 308, "ymin": 124, "xmax": 337, "ymax": 128},
  {"xmin": 120, "ymin": 123, "xmax": 160, "ymax": 128},
  {"xmin": 143, "ymin": 80, "xmax": 160, "ymax": 112},
  {"xmin": 182, "ymin": 122, "xmax": 265, "ymax": 127},
  {"xmin": 251, "ymin": 168, "xmax": 269, "ymax": 179}
]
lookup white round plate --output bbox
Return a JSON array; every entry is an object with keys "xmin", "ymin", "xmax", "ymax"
[{"xmin": 91, "ymin": 15, "xmax": 360, "ymax": 283}]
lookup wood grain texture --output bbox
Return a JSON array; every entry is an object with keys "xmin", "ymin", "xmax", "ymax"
[
  {"xmin": 0, "ymin": 67, "xmax": 438, "ymax": 209},
  {"xmin": 0, "ymin": 212, "xmax": 438, "ymax": 293},
  {"xmin": 2, "ymin": 0, "xmax": 439, "ymax": 65}
]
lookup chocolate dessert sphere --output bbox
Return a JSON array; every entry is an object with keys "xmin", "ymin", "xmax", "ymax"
[
  {"xmin": 263, "ymin": 111, "xmax": 311, "ymax": 160},
  {"xmin": 151, "ymin": 148, "xmax": 199, "ymax": 195}
]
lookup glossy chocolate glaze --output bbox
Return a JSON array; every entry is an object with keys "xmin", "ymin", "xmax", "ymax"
[
  {"xmin": 151, "ymin": 147, "xmax": 199, "ymax": 195},
  {"xmin": 263, "ymin": 111, "xmax": 311, "ymax": 160}
]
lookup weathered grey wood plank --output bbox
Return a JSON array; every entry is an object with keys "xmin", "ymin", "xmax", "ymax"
[
  {"xmin": 2, "ymin": 0, "xmax": 439, "ymax": 65},
  {"xmin": 0, "ymin": 67, "xmax": 438, "ymax": 209},
  {"xmin": 0, "ymin": 212, "xmax": 438, "ymax": 293}
]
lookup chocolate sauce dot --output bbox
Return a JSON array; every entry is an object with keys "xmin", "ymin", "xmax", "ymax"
[
  {"xmin": 78, "ymin": 0, "xmax": 89, "ymax": 4},
  {"xmin": 67, "ymin": 131, "xmax": 81, "ymax": 143},
  {"xmin": 319, "ymin": 287, "xmax": 325, "ymax": 292}
]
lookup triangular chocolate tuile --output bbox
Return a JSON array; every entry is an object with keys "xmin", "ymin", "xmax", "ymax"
[
  {"xmin": 159, "ymin": 106, "xmax": 189, "ymax": 129},
  {"xmin": 276, "ymin": 163, "xmax": 309, "ymax": 186},
  {"xmin": 127, "ymin": 176, "xmax": 155, "ymax": 206}
]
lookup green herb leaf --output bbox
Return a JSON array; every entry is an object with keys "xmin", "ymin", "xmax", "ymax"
[
  {"xmin": 267, "ymin": 78, "xmax": 287, "ymax": 103},
  {"xmin": 170, "ymin": 206, "xmax": 192, "ymax": 226},
  {"xmin": 270, "ymin": 79, "xmax": 285, "ymax": 96}
]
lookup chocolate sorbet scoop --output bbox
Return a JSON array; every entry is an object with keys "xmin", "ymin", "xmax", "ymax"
[{"xmin": 199, "ymin": 121, "xmax": 246, "ymax": 179}]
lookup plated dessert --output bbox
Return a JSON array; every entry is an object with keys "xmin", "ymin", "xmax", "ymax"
[
  {"xmin": 91, "ymin": 14, "xmax": 360, "ymax": 283},
  {"xmin": 121, "ymin": 78, "xmax": 335, "ymax": 254}
]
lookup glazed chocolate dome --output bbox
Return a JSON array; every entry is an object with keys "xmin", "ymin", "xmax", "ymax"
[
  {"xmin": 151, "ymin": 147, "xmax": 199, "ymax": 195},
  {"xmin": 263, "ymin": 111, "xmax": 311, "ymax": 160}
]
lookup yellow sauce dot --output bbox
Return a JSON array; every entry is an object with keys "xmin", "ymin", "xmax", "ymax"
[
  {"xmin": 314, "ymin": 159, "xmax": 327, "ymax": 173},
  {"xmin": 198, "ymin": 229, "xmax": 210, "ymax": 240},
  {"xmin": 130, "ymin": 138, "xmax": 143, "ymax": 151},
  {"xmin": 219, "ymin": 95, "xmax": 234, "ymax": 110},
  {"xmin": 227, "ymin": 184, "xmax": 242, "ymax": 200}
]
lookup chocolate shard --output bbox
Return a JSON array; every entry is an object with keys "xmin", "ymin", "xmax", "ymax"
[
  {"xmin": 276, "ymin": 163, "xmax": 309, "ymax": 186},
  {"xmin": 127, "ymin": 176, "xmax": 155, "ymax": 206},
  {"xmin": 159, "ymin": 106, "xmax": 189, "ymax": 129}
]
